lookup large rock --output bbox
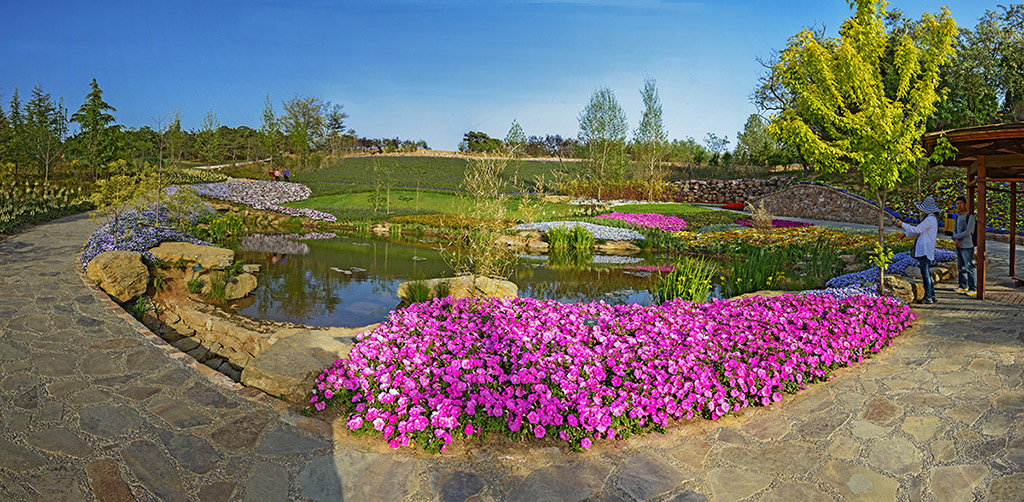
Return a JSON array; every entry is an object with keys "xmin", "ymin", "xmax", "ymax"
[
  {"xmin": 149, "ymin": 242, "xmax": 234, "ymax": 270},
  {"xmin": 396, "ymin": 275, "xmax": 518, "ymax": 300},
  {"xmin": 594, "ymin": 240, "xmax": 641, "ymax": 255},
  {"xmin": 883, "ymin": 274, "xmax": 914, "ymax": 303},
  {"xmin": 86, "ymin": 251, "xmax": 150, "ymax": 302},
  {"xmin": 241, "ymin": 329, "xmax": 366, "ymax": 402},
  {"xmin": 224, "ymin": 273, "xmax": 258, "ymax": 300}
]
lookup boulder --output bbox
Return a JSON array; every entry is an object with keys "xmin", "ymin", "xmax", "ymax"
[
  {"xmin": 86, "ymin": 251, "xmax": 150, "ymax": 302},
  {"xmin": 839, "ymin": 254, "xmax": 857, "ymax": 265},
  {"xmin": 241, "ymin": 329, "xmax": 363, "ymax": 402},
  {"xmin": 396, "ymin": 275, "xmax": 518, "ymax": 300},
  {"xmin": 224, "ymin": 273, "xmax": 258, "ymax": 301},
  {"xmin": 904, "ymin": 265, "xmax": 922, "ymax": 279},
  {"xmin": 912, "ymin": 283, "xmax": 925, "ymax": 302},
  {"xmin": 732, "ymin": 290, "xmax": 791, "ymax": 300},
  {"xmin": 526, "ymin": 239, "xmax": 549, "ymax": 253},
  {"xmin": 594, "ymin": 240, "xmax": 641, "ymax": 255},
  {"xmin": 242, "ymin": 263, "xmax": 261, "ymax": 274},
  {"xmin": 149, "ymin": 242, "xmax": 234, "ymax": 270},
  {"xmin": 883, "ymin": 274, "xmax": 915, "ymax": 303}
]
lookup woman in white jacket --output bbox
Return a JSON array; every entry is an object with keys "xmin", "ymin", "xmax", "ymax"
[{"xmin": 892, "ymin": 196, "xmax": 941, "ymax": 304}]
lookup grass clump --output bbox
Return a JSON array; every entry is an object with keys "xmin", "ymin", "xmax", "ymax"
[{"xmin": 186, "ymin": 277, "xmax": 205, "ymax": 294}]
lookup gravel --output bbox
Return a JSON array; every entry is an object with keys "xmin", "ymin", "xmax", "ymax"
[{"xmin": 513, "ymin": 221, "xmax": 645, "ymax": 241}]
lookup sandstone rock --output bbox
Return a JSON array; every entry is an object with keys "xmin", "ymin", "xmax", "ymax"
[
  {"xmin": 542, "ymin": 195, "xmax": 571, "ymax": 203},
  {"xmin": 594, "ymin": 240, "xmax": 641, "ymax": 254},
  {"xmin": 733, "ymin": 290, "xmax": 790, "ymax": 300},
  {"xmin": 242, "ymin": 264, "xmax": 261, "ymax": 274},
  {"xmin": 86, "ymin": 251, "xmax": 150, "ymax": 302},
  {"xmin": 397, "ymin": 275, "xmax": 517, "ymax": 300},
  {"xmin": 839, "ymin": 254, "xmax": 856, "ymax": 265},
  {"xmin": 526, "ymin": 239, "xmax": 549, "ymax": 253},
  {"xmin": 149, "ymin": 242, "xmax": 234, "ymax": 270},
  {"xmin": 224, "ymin": 273, "xmax": 258, "ymax": 300},
  {"xmin": 241, "ymin": 330, "xmax": 364, "ymax": 402},
  {"xmin": 912, "ymin": 283, "xmax": 925, "ymax": 302}
]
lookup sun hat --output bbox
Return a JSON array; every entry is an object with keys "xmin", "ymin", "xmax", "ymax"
[{"xmin": 915, "ymin": 196, "xmax": 941, "ymax": 215}]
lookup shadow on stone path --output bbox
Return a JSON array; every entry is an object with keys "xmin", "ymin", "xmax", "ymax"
[{"xmin": 0, "ymin": 213, "xmax": 1021, "ymax": 501}]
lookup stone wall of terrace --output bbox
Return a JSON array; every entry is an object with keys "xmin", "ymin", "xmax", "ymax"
[
  {"xmin": 672, "ymin": 176, "xmax": 797, "ymax": 204},
  {"xmin": 749, "ymin": 183, "xmax": 884, "ymax": 225}
]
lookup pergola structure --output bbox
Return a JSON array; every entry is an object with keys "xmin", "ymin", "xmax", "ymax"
[{"xmin": 924, "ymin": 122, "xmax": 1024, "ymax": 300}]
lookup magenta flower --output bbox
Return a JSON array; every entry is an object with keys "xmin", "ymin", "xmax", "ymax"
[{"xmin": 597, "ymin": 212, "xmax": 688, "ymax": 231}]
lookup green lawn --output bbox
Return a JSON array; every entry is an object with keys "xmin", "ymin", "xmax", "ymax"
[{"xmin": 295, "ymin": 156, "xmax": 570, "ymax": 192}]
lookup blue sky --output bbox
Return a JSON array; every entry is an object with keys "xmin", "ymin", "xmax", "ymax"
[{"xmin": 0, "ymin": 0, "xmax": 999, "ymax": 151}]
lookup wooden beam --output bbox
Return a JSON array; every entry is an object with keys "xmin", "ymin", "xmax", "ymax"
[{"xmin": 978, "ymin": 155, "xmax": 987, "ymax": 300}]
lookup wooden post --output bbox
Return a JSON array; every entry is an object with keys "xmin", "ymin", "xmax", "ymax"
[
  {"xmin": 1012, "ymin": 181, "xmax": 1017, "ymax": 278},
  {"xmin": 967, "ymin": 168, "xmax": 975, "ymax": 213},
  {"xmin": 977, "ymin": 156, "xmax": 986, "ymax": 300}
]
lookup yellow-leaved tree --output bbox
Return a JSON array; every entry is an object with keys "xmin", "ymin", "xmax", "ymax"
[{"xmin": 768, "ymin": 0, "xmax": 957, "ymax": 292}]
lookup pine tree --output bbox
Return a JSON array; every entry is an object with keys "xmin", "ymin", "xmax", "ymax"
[{"xmin": 71, "ymin": 78, "xmax": 118, "ymax": 178}]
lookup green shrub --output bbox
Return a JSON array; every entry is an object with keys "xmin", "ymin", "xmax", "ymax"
[
  {"xmin": 151, "ymin": 270, "xmax": 167, "ymax": 291},
  {"xmin": 653, "ymin": 258, "xmax": 716, "ymax": 304},
  {"xmin": 128, "ymin": 296, "xmax": 151, "ymax": 319},
  {"xmin": 186, "ymin": 277, "xmax": 205, "ymax": 294}
]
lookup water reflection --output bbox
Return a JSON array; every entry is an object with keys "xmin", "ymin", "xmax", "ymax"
[{"xmin": 234, "ymin": 234, "xmax": 670, "ymax": 327}]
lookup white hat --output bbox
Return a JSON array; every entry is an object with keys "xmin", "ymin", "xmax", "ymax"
[{"xmin": 915, "ymin": 196, "xmax": 940, "ymax": 214}]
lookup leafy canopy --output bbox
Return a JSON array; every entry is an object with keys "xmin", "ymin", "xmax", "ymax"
[{"xmin": 768, "ymin": 0, "xmax": 957, "ymax": 193}]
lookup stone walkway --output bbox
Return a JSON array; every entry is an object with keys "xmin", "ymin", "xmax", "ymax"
[{"xmin": 0, "ymin": 213, "xmax": 1022, "ymax": 501}]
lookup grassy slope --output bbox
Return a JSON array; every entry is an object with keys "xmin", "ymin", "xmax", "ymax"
[{"xmin": 296, "ymin": 156, "xmax": 568, "ymax": 192}]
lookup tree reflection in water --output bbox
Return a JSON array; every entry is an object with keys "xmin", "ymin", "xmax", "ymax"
[{"xmin": 235, "ymin": 234, "xmax": 677, "ymax": 327}]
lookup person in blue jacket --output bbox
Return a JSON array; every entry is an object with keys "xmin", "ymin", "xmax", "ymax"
[{"xmin": 951, "ymin": 195, "xmax": 977, "ymax": 296}]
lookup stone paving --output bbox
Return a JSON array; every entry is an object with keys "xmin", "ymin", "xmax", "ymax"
[{"xmin": 0, "ymin": 213, "xmax": 1022, "ymax": 501}]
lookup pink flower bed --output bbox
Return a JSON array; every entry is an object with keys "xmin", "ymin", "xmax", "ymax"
[
  {"xmin": 596, "ymin": 212, "xmax": 688, "ymax": 231},
  {"xmin": 310, "ymin": 294, "xmax": 915, "ymax": 452},
  {"xmin": 734, "ymin": 218, "xmax": 813, "ymax": 228}
]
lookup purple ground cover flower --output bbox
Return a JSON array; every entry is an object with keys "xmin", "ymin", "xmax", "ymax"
[
  {"xmin": 825, "ymin": 250, "xmax": 956, "ymax": 289},
  {"xmin": 82, "ymin": 204, "xmax": 214, "ymax": 269},
  {"xmin": 310, "ymin": 294, "xmax": 915, "ymax": 452},
  {"xmin": 190, "ymin": 180, "xmax": 337, "ymax": 222},
  {"xmin": 596, "ymin": 212, "xmax": 688, "ymax": 231}
]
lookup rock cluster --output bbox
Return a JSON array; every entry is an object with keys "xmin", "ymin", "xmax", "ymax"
[{"xmin": 672, "ymin": 176, "xmax": 796, "ymax": 204}]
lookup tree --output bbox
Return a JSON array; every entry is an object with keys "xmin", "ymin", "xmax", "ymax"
[
  {"xmin": 196, "ymin": 109, "xmax": 221, "ymax": 163},
  {"xmin": 734, "ymin": 114, "xmax": 776, "ymax": 166},
  {"xmin": 166, "ymin": 110, "xmax": 185, "ymax": 165},
  {"xmin": 23, "ymin": 86, "xmax": 68, "ymax": 183},
  {"xmin": 0, "ymin": 97, "xmax": 9, "ymax": 167},
  {"xmin": 504, "ymin": 120, "xmax": 526, "ymax": 157},
  {"xmin": 578, "ymin": 86, "xmax": 628, "ymax": 200},
  {"xmin": 323, "ymin": 103, "xmax": 349, "ymax": 161},
  {"xmin": 633, "ymin": 77, "xmax": 669, "ymax": 200},
  {"xmin": 7, "ymin": 89, "xmax": 24, "ymax": 177},
  {"xmin": 768, "ymin": 0, "xmax": 957, "ymax": 292},
  {"xmin": 703, "ymin": 132, "xmax": 729, "ymax": 166},
  {"xmin": 281, "ymin": 94, "xmax": 325, "ymax": 155},
  {"xmin": 459, "ymin": 131, "xmax": 502, "ymax": 153},
  {"xmin": 70, "ymin": 78, "xmax": 118, "ymax": 177},
  {"xmin": 259, "ymin": 95, "xmax": 282, "ymax": 170}
]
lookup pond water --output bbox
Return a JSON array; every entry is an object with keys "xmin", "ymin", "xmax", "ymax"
[{"xmin": 231, "ymin": 233, "xmax": 682, "ymax": 327}]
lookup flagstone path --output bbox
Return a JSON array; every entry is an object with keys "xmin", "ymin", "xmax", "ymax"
[{"xmin": 0, "ymin": 213, "xmax": 1022, "ymax": 501}]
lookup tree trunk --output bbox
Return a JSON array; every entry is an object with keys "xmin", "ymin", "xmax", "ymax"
[{"xmin": 877, "ymin": 188, "xmax": 886, "ymax": 295}]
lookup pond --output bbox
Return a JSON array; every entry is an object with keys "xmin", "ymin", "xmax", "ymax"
[{"xmin": 231, "ymin": 233, "xmax": 683, "ymax": 327}]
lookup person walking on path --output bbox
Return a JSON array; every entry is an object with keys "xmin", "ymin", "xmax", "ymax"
[
  {"xmin": 892, "ymin": 196, "xmax": 941, "ymax": 303},
  {"xmin": 274, "ymin": 169, "xmax": 281, "ymax": 182},
  {"xmin": 283, "ymin": 168, "xmax": 290, "ymax": 182},
  {"xmin": 952, "ymin": 195, "xmax": 977, "ymax": 296}
]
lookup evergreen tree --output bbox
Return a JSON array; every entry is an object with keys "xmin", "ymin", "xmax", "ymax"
[
  {"xmin": 70, "ymin": 78, "xmax": 118, "ymax": 177},
  {"xmin": 24, "ymin": 86, "xmax": 68, "ymax": 183}
]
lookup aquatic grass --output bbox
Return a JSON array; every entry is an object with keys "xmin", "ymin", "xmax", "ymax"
[
  {"xmin": 652, "ymin": 257, "xmax": 716, "ymax": 304},
  {"xmin": 726, "ymin": 247, "xmax": 785, "ymax": 297}
]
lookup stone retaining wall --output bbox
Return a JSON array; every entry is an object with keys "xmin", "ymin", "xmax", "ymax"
[
  {"xmin": 749, "ymin": 183, "xmax": 886, "ymax": 225},
  {"xmin": 672, "ymin": 176, "xmax": 797, "ymax": 204}
]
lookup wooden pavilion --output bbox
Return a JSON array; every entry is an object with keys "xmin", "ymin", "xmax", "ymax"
[{"xmin": 923, "ymin": 122, "xmax": 1024, "ymax": 300}]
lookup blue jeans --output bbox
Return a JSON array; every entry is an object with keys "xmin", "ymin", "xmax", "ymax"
[
  {"xmin": 917, "ymin": 256, "xmax": 935, "ymax": 300},
  {"xmin": 957, "ymin": 247, "xmax": 976, "ymax": 291}
]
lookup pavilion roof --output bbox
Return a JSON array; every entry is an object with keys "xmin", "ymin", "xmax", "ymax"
[{"xmin": 924, "ymin": 122, "xmax": 1024, "ymax": 179}]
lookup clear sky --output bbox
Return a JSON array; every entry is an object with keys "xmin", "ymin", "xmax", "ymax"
[{"xmin": 0, "ymin": 0, "xmax": 1000, "ymax": 151}]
